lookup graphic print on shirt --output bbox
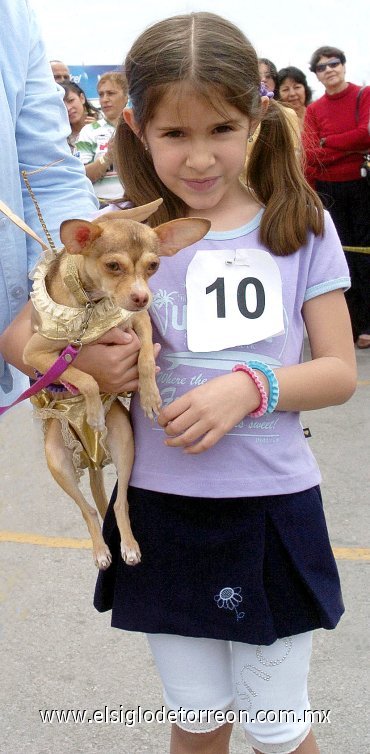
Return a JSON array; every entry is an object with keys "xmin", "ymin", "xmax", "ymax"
[{"xmin": 151, "ymin": 247, "xmax": 288, "ymax": 444}]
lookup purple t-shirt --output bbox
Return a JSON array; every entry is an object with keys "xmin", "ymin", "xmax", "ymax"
[{"xmin": 130, "ymin": 209, "xmax": 349, "ymax": 497}]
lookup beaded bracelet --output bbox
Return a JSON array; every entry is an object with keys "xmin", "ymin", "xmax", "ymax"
[
  {"xmin": 232, "ymin": 364, "xmax": 268, "ymax": 418},
  {"xmin": 247, "ymin": 360, "xmax": 279, "ymax": 414}
]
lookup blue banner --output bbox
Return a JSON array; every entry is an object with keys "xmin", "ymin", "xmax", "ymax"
[{"xmin": 69, "ymin": 65, "xmax": 121, "ymax": 102}]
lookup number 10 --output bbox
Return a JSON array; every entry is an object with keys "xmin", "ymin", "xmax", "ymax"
[{"xmin": 205, "ymin": 276, "xmax": 265, "ymax": 319}]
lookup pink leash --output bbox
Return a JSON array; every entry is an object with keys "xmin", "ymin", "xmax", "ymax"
[{"xmin": 0, "ymin": 343, "xmax": 80, "ymax": 416}]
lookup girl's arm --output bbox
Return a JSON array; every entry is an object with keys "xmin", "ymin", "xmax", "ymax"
[
  {"xmin": 270, "ymin": 288, "xmax": 356, "ymax": 409},
  {"xmin": 0, "ymin": 301, "xmax": 35, "ymax": 380},
  {"xmin": 0, "ymin": 301, "xmax": 144, "ymax": 394},
  {"xmin": 158, "ymin": 289, "xmax": 357, "ymax": 454}
]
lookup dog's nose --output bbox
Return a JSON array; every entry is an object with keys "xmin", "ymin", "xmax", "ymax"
[{"xmin": 130, "ymin": 291, "xmax": 149, "ymax": 308}]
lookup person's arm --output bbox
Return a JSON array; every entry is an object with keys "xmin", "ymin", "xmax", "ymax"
[
  {"xmin": 323, "ymin": 87, "xmax": 370, "ymax": 152},
  {"xmin": 268, "ymin": 288, "xmax": 356, "ymax": 408},
  {"xmin": 76, "ymin": 130, "xmax": 114, "ymax": 184},
  {"xmin": 0, "ymin": 301, "xmax": 145, "ymax": 395},
  {"xmin": 17, "ymin": 8, "xmax": 98, "ymax": 268},
  {"xmin": 302, "ymin": 107, "xmax": 347, "ymax": 181},
  {"xmin": 0, "ymin": 2, "xmax": 98, "ymax": 396},
  {"xmin": 157, "ymin": 289, "xmax": 356, "ymax": 454},
  {"xmin": 84, "ymin": 154, "xmax": 110, "ymax": 184}
]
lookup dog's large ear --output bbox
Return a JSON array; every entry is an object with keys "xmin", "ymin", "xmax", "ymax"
[
  {"xmin": 96, "ymin": 198, "xmax": 163, "ymax": 224},
  {"xmin": 154, "ymin": 218, "xmax": 211, "ymax": 256},
  {"xmin": 60, "ymin": 219, "xmax": 103, "ymax": 254}
]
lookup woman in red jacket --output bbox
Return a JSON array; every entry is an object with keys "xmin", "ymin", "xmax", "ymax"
[{"xmin": 302, "ymin": 46, "xmax": 370, "ymax": 348}]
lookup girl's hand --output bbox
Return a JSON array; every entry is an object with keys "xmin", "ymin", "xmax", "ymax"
[
  {"xmin": 74, "ymin": 327, "xmax": 160, "ymax": 394},
  {"xmin": 157, "ymin": 372, "xmax": 262, "ymax": 454}
]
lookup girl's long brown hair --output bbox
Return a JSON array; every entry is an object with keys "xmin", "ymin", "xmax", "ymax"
[{"xmin": 114, "ymin": 12, "xmax": 323, "ymax": 255}]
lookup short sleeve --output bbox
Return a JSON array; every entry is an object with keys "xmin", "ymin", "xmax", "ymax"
[
  {"xmin": 304, "ymin": 211, "xmax": 350, "ymax": 302},
  {"xmin": 76, "ymin": 124, "xmax": 97, "ymax": 165}
]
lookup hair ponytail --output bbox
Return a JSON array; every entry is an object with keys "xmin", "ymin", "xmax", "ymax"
[{"xmin": 247, "ymin": 101, "xmax": 324, "ymax": 254}]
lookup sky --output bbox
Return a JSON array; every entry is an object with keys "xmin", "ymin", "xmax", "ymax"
[{"xmin": 31, "ymin": 0, "xmax": 369, "ymax": 100}]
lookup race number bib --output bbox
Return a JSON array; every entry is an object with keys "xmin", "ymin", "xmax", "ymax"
[{"xmin": 186, "ymin": 248, "xmax": 284, "ymax": 352}]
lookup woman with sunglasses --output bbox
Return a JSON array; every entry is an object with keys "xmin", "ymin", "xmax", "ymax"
[{"xmin": 302, "ymin": 46, "xmax": 370, "ymax": 350}]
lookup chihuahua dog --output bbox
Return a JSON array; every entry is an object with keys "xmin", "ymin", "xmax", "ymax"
[{"xmin": 23, "ymin": 199, "xmax": 210, "ymax": 570}]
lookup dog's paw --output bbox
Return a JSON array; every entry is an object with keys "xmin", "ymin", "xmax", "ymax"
[
  {"xmin": 94, "ymin": 545, "xmax": 112, "ymax": 571},
  {"xmin": 121, "ymin": 542, "xmax": 141, "ymax": 566},
  {"xmin": 87, "ymin": 405, "xmax": 106, "ymax": 433},
  {"xmin": 140, "ymin": 388, "xmax": 162, "ymax": 420}
]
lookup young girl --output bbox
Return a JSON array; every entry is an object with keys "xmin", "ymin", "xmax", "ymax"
[
  {"xmin": 0, "ymin": 11, "xmax": 356, "ymax": 754},
  {"xmin": 93, "ymin": 12, "xmax": 356, "ymax": 754}
]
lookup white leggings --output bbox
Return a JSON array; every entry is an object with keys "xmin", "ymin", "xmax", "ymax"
[{"xmin": 147, "ymin": 631, "xmax": 313, "ymax": 754}]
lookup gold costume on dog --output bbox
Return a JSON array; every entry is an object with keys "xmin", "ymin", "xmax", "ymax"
[
  {"xmin": 31, "ymin": 390, "xmax": 118, "ymax": 476},
  {"xmin": 29, "ymin": 252, "xmax": 131, "ymax": 475}
]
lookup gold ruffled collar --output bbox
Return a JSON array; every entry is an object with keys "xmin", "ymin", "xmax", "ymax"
[{"xmin": 30, "ymin": 252, "xmax": 133, "ymax": 343}]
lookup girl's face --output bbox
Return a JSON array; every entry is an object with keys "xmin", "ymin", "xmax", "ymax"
[
  {"xmin": 139, "ymin": 86, "xmax": 253, "ymax": 218},
  {"xmin": 64, "ymin": 91, "xmax": 85, "ymax": 125},
  {"xmin": 278, "ymin": 78, "xmax": 306, "ymax": 110}
]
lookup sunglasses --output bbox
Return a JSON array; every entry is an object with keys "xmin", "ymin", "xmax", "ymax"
[{"xmin": 315, "ymin": 59, "xmax": 341, "ymax": 73}]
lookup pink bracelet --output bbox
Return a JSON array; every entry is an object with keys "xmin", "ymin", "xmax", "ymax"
[{"xmin": 232, "ymin": 364, "xmax": 268, "ymax": 418}]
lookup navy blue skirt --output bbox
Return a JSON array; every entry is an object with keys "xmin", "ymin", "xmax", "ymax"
[{"xmin": 94, "ymin": 485, "xmax": 344, "ymax": 645}]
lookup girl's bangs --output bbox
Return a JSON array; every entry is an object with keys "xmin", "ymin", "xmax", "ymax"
[{"xmin": 144, "ymin": 79, "xmax": 250, "ymax": 123}]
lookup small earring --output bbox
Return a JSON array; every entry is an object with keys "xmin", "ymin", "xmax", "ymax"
[
  {"xmin": 248, "ymin": 133, "xmax": 254, "ymax": 143},
  {"xmin": 143, "ymin": 142, "xmax": 152, "ymax": 158}
]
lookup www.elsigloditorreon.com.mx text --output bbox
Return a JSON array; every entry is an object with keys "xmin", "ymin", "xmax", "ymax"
[{"xmin": 39, "ymin": 705, "xmax": 331, "ymax": 726}]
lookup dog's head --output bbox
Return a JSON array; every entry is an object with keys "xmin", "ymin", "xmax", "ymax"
[{"xmin": 60, "ymin": 199, "xmax": 210, "ymax": 312}]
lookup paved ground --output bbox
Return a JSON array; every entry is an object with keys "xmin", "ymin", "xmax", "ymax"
[{"xmin": 0, "ymin": 346, "xmax": 369, "ymax": 754}]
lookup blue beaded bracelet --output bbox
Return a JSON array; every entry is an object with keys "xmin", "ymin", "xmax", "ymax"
[{"xmin": 247, "ymin": 361, "xmax": 279, "ymax": 413}]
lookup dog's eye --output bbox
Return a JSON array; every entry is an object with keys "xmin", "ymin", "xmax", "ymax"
[
  {"xmin": 105, "ymin": 262, "xmax": 121, "ymax": 272},
  {"xmin": 147, "ymin": 261, "xmax": 159, "ymax": 274}
]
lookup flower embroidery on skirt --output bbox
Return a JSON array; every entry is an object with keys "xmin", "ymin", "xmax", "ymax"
[{"xmin": 214, "ymin": 586, "xmax": 245, "ymax": 621}]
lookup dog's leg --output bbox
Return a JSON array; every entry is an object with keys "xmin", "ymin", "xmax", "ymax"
[
  {"xmin": 105, "ymin": 400, "xmax": 141, "ymax": 565},
  {"xmin": 44, "ymin": 418, "xmax": 112, "ymax": 569},
  {"xmin": 132, "ymin": 311, "xmax": 162, "ymax": 419},
  {"xmin": 88, "ymin": 468, "xmax": 109, "ymax": 520},
  {"xmin": 24, "ymin": 334, "xmax": 105, "ymax": 431},
  {"xmin": 54, "ymin": 365, "xmax": 105, "ymax": 432}
]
